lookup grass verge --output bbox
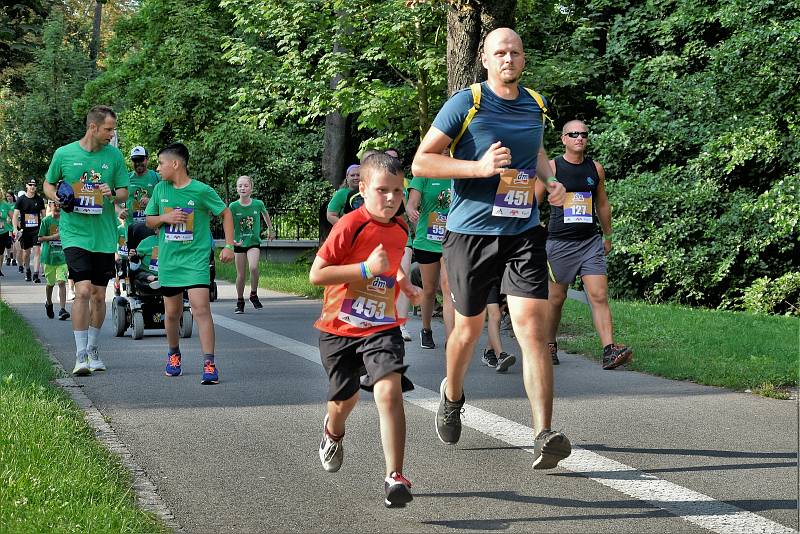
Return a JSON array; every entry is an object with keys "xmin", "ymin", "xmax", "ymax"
[
  {"xmin": 558, "ymin": 298, "xmax": 798, "ymax": 397},
  {"xmin": 215, "ymin": 255, "xmax": 322, "ymax": 299},
  {"xmin": 0, "ymin": 301, "xmax": 165, "ymax": 533}
]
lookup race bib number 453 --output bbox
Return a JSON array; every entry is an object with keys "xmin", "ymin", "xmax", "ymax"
[
  {"xmin": 493, "ymin": 168, "xmax": 536, "ymax": 219},
  {"xmin": 338, "ymin": 274, "xmax": 397, "ymax": 328}
]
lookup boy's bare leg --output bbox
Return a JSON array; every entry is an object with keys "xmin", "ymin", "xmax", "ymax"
[
  {"xmin": 373, "ymin": 373, "xmax": 405, "ymax": 475},
  {"xmin": 163, "ymin": 294, "xmax": 183, "ymax": 349},
  {"xmin": 327, "ymin": 392, "xmax": 359, "ymax": 436},
  {"xmin": 45, "ymin": 284, "xmax": 54, "ymax": 304},
  {"xmin": 58, "ymin": 282, "xmax": 66, "ymax": 309},
  {"xmin": 187, "ymin": 287, "xmax": 214, "ymax": 354}
]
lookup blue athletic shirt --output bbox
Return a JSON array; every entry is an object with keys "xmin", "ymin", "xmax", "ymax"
[{"xmin": 431, "ymin": 81, "xmax": 547, "ymax": 236}]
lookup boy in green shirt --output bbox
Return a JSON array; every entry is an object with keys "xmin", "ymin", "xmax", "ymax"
[
  {"xmin": 145, "ymin": 143, "xmax": 234, "ymax": 384},
  {"xmin": 229, "ymin": 175, "xmax": 274, "ymax": 313},
  {"xmin": 38, "ymin": 201, "xmax": 70, "ymax": 320}
]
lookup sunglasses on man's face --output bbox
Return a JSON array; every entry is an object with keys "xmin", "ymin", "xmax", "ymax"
[{"xmin": 564, "ymin": 131, "xmax": 589, "ymax": 139}]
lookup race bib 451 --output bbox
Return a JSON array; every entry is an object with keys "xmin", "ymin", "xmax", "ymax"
[{"xmin": 493, "ymin": 169, "xmax": 536, "ymax": 219}]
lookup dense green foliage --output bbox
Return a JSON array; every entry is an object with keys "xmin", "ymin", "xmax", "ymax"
[{"xmin": 0, "ymin": 0, "xmax": 797, "ymax": 314}]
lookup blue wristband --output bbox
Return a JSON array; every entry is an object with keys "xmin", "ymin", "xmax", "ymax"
[{"xmin": 360, "ymin": 262, "xmax": 367, "ymax": 279}]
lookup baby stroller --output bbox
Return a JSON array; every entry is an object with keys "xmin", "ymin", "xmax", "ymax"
[{"xmin": 111, "ymin": 222, "xmax": 193, "ymax": 340}]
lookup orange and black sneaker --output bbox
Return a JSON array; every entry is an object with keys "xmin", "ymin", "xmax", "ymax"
[
  {"xmin": 201, "ymin": 360, "xmax": 219, "ymax": 385},
  {"xmin": 165, "ymin": 351, "xmax": 182, "ymax": 377},
  {"xmin": 602, "ymin": 343, "xmax": 632, "ymax": 370}
]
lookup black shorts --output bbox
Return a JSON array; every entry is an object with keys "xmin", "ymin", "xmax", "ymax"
[
  {"xmin": 413, "ymin": 248, "xmax": 442, "ymax": 265},
  {"xmin": 20, "ymin": 230, "xmax": 40, "ymax": 250},
  {"xmin": 319, "ymin": 327, "xmax": 414, "ymax": 401},
  {"xmin": 486, "ymin": 283, "xmax": 502, "ymax": 306},
  {"xmin": 161, "ymin": 284, "xmax": 209, "ymax": 298},
  {"xmin": 64, "ymin": 247, "xmax": 115, "ymax": 286},
  {"xmin": 443, "ymin": 225, "xmax": 548, "ymax": 317},
  {"xmin": 0, "ymin": 233, "xmax": 9, "ymax": 254},
  {"xmin": 234, "ymin": 245, "xmax": 260, "ymax": 254}
]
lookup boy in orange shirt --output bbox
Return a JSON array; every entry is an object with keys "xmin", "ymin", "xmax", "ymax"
[{"xmin": 310, "ymin": 153, "xmax": 422, "ymax": 508}]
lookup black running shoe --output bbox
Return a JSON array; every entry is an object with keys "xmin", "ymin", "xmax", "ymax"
[
  {"xmin": 532, "ymin": 430, "xmax": 572, "ymax": 469},
  {"xmin": 420, "ymin": 328, "xmax": 435, "ymax": 349},
  {"xmin": 58, "ymin": 308, "xmax": 70, "ymax": 320},
  {"xmin": 384, "ymin": 472, "xmax": 413, "ymax": 508},
  {"xmin": 495, "ymin": 352, "xmax": 516, "ymax": 373},
  {"xmin": 4, "ymin": 257, "xmax": 9, "ymax": 266},
  {"xmin": 602, "ymin": 344, "xmax": 632, "ymax": 370},
  {"xmin": 33, "ymin": 273, "xmax": 41, "ymax": 284},
  {"xmin": 0, "ymin": 269, "xmax": 4, "ymax": 276},
  {"xmin": 18, "ymin": 264, "xmax": 23, "ymax": 273},
  {"xmin": 45, "ymin": 302, "xmax": 54, "ymax": 319},
  {"xmin": 249, "ymin": 292, "xmax": 263, "ymax": 309},
  {"xmin": 435, "ymin": 377, "xmax": 464, "ymax": 445},
  {"xmin": 234, "ymin": 298, "xmax": 245, "ymax": 314},
  {"xmin": 481, "ymin": 348, "xmax": 498, "ymax": 368},
  {"xmin": 25, "ymin": 269, "xmax": 31, "ymax": 281},
  {"xmin": 549, "ymin": 342, "xmax": 560, "ymax": 365}
]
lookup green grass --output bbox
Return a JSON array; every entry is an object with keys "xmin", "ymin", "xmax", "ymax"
[
  {"xmin": 215, "ymin": 255, "xmax": 322, "ymax": 299},
  {"xmin": 0, "ymin": 302, "xmax": 165, "ymax": 533},
  {"xmin": 558, "ymin": 298, "xmax": 799, "ymax": 395}
]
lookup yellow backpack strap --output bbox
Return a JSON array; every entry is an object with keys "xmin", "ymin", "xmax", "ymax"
[
  {"xmin": 525, "ymin": 87, "xmax": 554, "ymax": 129},
  {"xmin": 450, "ymin": 83, "xmax": 482, "ymax": 156}
]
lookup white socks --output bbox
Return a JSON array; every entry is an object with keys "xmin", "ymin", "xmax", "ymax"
[
  {"xmin": 87, "ymin": 326, "xmax": 101, "ymax": 351},
  {"xmin": 74, "ymin": 330, "xmax": 88, "ymax": 356}
]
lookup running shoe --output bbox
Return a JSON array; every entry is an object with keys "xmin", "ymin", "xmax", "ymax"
[
  {"xmin": 419, "ymin": 328, "xmax": 435, "ymax": 349},
  {"xmin": 531, "ymin": 429, "xmax": 572, "ymax": 469},
  {"xmin": 234, "ymin": 298, "xmax": 245, "ymax": 314},
  {"xmin": 165, "ymin": 352, "xmax": 182, "ymax": 377},
  {"xmin": 602, "ymin": 344, "xmax": 632, "ymax": 370},
  {"xmin": 249, "ymin": 292, "xmax": 263, "ymax": 309},
  {"xmin": 201, "ymin": 360, "xmax": 219, "ymax": 384},
  {"xmin": 72, "ymin": 353, "xmax": 91, "ymax": 376},
  {"xmin": 400, "ymin": 324, "xmax": 412, "ymax": 342},
  {"xmin": 481, "ymin": 348, "xmax": 498, "ymax": 368},
  {"xmin": 435, "ymin": 377, "xmax": 464, "ymax": 445},
  {"xmin": 25, "ymin": 268, "xmax": 31, "ymax": 281},
  {"xmin": 495, "ymin": 351, "xmax": 516, "ymax": 373},
  {"xmin": 384, "ymin": 472, "xmax": 413, "ymax": 508},
  {"xmin": 318, "ymin": 414, "xmax": 344, "ymax": 473},
  {"xmin": 87, "ymin": 348, "xmax": 106, "ymax": 372},
  {"xmin": 58, "ymin": 308, "xmax": 70, "ymax": 320},
  {"xmin": 45, "ymin": 302, "xmax": 54, "ymax": 319},
  {"xmin": 4, "ymin": 257, "xmax": 9, "ymax": 266},
  {"xmin": 18, "ymin": 264, "xmax": 23, "ymax": 273},
  {"xmin": 549, "ymin": 341, "xmax": 560, "ymax": 365},
  {"xmin": 32, "ymin": 273, "xmax": 41, "ymax": 284},
  {"xmin": 0, "ymin": 269, "xmax": 4, "ymax": 276}
]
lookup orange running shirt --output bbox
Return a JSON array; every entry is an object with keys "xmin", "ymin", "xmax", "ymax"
[{"xmin": 314, "ymin": 206, "xmax": 409, "ymax": 337}]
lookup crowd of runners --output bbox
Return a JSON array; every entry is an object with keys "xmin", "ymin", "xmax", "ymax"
[{"xmin": 1, "ymin": 27, "xmax": 633, "ymax": 509}]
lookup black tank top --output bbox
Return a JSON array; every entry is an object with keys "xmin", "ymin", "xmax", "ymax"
[{"xmin": 548, "ymin": 156, "xmax": 600, "ymax": 240}]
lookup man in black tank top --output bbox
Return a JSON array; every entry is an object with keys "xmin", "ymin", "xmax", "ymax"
[{"xmin": 535, "ymin": 120, "xmax": 632, "ymax": 370}]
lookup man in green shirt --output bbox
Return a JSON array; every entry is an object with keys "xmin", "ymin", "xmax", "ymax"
[
  {"xmin": 44, "ymin": 105, "xmax": 130, "ymax": 377},
  {"xmin": 145, "ymin": 142, "xmax": 234, "ymax": 385},
  {"xmin": 124, "ymin": 146, "xmax": 160, "ymax": 225}
]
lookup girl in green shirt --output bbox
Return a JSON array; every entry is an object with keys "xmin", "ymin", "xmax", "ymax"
[{"xmin": 229, "ymin": 175, "xmax": 274, "ymax": 314}]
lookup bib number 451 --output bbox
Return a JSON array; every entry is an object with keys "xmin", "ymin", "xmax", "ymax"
[
  {"xmin": 504, "ymin": 190, "xmax": 529, "ymax": 206},
  {"xmin": 351, "ymin": 296, "xmax": 386, "ymax": 320}
]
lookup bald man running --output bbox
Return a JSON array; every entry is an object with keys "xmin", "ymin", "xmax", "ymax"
[{"xmin": 412, "ymin": 27, "xmax": 572, "ymax": 469}]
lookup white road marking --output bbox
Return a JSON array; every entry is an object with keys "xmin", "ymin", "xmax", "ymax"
[{"xmin": 216, "ymin": 315, "xmax": 793, "ymax": 534}]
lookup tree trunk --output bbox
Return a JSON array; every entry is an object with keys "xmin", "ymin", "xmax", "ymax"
[
  {"xmin": 415, "ymin": 18, "xmax": 431, "ymax": 139},
  {"xmin": 89, "ymin": 0, "xmax": 102, "ymax": 74},
  {"xmin": 446, "ymin": 0, "xmax": 516, "ymax": 96}
]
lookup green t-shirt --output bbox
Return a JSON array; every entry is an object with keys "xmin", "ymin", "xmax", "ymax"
[
  {"xmin": 134, "ymin": 235, "xmax": 159, "ymax": 277},
  {"xmin": 38, "ymin": 215, "xmax": 65, "ymax": 266},
  {"xmin": 230, "ymin": 198, "xmax": 267, "ymax": 248},
  {"xmin": 409, "ymin": 177, "xmax": 452, "ymax": 253},
  {"xmin": 326, "ymin": 187, "xmax": 350, "ymax": 214},
  {"xmin": 45, "ymin": 141, "xmax": 129, "ymax": 253},
  {"xmin": 127, "ymin": 169, "xmax": 161, "ymax": 224},
  {"xmin": 116, "ymin": 223, "xmax": 129, "ymax": 257},
  {"xmin": 144, "ymin": 179, "xmax": 226, "ymax": 287},
  {"xmin": 0, "ymin": 201, "xmax": 12, "ymax": 235}
]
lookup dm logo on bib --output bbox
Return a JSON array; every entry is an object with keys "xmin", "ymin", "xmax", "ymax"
[
  {"xmin": 573, "ymin": 192, "xmax": 586, "ymax": 201},
  {"xmin": 366, "ymin": 277, "xmax": 388, "ymax": 295},
  {"xmin": 513, "ymin": 171, "xmax": 531, "ymax": 185}
]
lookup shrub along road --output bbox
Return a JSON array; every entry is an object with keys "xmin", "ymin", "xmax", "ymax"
[{"xmin": 1, "ymin": 275, "xmax": 797, "ymax": 533}]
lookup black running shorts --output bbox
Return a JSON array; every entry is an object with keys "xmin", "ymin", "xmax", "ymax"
[
  {"xmin": 64, "ymin": 247, "xmax": 115, "ymax": 286},
  {"xmin": 412, "ymin": 248, "xmax": 442, "ymax": 265},
  {"xmin": 319, "ymin": 327, "xmax": 413, "ymax": 401},
  {"xmin": 233, "ymin": 244, "xmax": 260, "ymax": 254},
  {"xmin": 443, "ymin": 225, "xmax": 548, "ymax": 317},
  {"xmin": 20, "ymin": 230, "xmax": 39, "ymax": 250},
  {"xmin": 161, "ymin": 284, "xmax": 209, "ymax": 298}
]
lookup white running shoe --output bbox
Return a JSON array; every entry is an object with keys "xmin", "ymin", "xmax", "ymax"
[
  {"xmin": 319, "ymin": 415, "xmax": 343, "ymax": 473},
  {"xmin": 72, "ymin": 353, "xmax": 91, "ymax": 376},
  {"xmin": 87, "ymin": 348, "xmax": 106, "ymax": 372},
  {"xmin": 399, "ymin": 325, "xmax": 412, "ymax": 342}
]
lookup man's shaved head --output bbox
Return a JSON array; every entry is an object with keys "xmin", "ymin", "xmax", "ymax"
[
  {"xmin": 482, "ymin": 28, "xmax": 524, "ymax": 55},
  {"xmin": 562, "ymin": 120, "xmax": 587, "ymax": 134}
]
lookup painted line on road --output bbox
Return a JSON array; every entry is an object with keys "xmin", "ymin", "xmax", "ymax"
[{"xmin": 214, "ymin": 315, "xmax": 796, "ymax": 534}]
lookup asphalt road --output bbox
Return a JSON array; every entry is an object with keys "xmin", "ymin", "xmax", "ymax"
[{"xmin": 1, "ymin": 272, "xmax": 797, "ymax": 533}]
